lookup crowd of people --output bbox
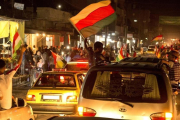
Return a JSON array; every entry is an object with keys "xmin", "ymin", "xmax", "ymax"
[{"xmin": 24, "ymin": 43, "xmax": 116, "ymax": 73}]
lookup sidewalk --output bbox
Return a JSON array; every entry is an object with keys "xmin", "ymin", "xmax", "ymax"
[{"xmin": 12, "ymin": 74, "xmax": 30, "ymax": 87}]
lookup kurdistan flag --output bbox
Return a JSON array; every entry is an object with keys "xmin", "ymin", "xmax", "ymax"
[
  {"xmin": 116, "ymin": 47, "xmax": 124, "ymax": 62},
  {"xmin": 12, "ymin": 31, "xmax": 22, "ymax": 58},
  {"xmin": 70, "ymin": 0, "xmax": 117, "ymax": 38}
]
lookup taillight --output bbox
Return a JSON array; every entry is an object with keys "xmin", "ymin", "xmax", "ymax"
[
  {"xmin": 66, "ymin": 95, "xmax": 77, "ymax": 102},
  {"xmin": 60, "ymin": 76, "xmax": 65, "ymax": 83},
  {"xmin": 150, "ymin": 112, "xmax": 173, "ymax": 120},
  {"xmin": 78, "ymin": 107, "xmax": 96, "ymax": 117},
  {"xmin": 26, "ymin": 95, "xmax": 36, "ymax": 101}
]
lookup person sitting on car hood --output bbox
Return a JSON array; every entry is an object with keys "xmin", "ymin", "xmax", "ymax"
[{"xmin": 0, "ymin": 45, "xmax": 26, "ymax": 110}]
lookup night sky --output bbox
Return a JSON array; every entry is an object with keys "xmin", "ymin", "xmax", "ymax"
[{"xmin": 11, "ymin": 0, "xmax": 180, "ymax": 16}]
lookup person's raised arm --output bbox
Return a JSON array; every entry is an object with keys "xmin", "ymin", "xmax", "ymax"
[{"xmin": 17, "ymin": 45, "xmax": 27, "ymax": 65}]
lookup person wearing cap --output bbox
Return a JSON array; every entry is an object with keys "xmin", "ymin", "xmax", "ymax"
[
  {"xmin": 167, "ymin": 50, "xmax": 180, "ymax": 92},
  {"xmin": 0, "ymin": 45, "xmax": 26, "ymax": 110}
]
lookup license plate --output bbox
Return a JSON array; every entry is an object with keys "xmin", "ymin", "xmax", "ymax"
[{"xmin": 43, "ymin": 95, "xmax": 60, "ymax": 100}]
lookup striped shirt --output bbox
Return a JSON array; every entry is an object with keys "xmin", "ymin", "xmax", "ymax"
[{"xmin": 169, "ymin": 61, "xmax": 180, "ymax": 82}]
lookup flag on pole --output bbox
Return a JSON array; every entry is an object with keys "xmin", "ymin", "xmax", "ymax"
[
  {"xmin": 12, "ymin": 31, "xmax": 22, "ymax": 58},
  {"xmin": 69, "ymin": 0, "xmax": 117, "ymax": 38},
  {"xmin": 116, "ymin": 47, "xmax": 124, "ymax": 62},
  {"xmin": 51, "ymin": 50, "xmax": 57, "ymax": 65},
  {"xmin": 51, "ymin": 51, "xmax": 65, "ymax": 68},
  {"xmin": 151, "ymin": 35, "xmax": 163, "ymax": 41}
]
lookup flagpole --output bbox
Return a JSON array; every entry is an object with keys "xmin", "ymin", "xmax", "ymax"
[{"xmin": 69, "ymin": 19, "xmax": 85, "ymax": 40}]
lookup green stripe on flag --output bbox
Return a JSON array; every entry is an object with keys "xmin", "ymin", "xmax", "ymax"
[
  {"xmin": 80, "ymin": 13, "xmax": 117, "ymax": 38},
  {"xmin": 13, "ymin": 40, "xmax": 22, "ymax": 59}
]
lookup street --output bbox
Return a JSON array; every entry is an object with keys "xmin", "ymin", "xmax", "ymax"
[{"xmin": 12, "ymin": 80, "xmax": 180, "ymax": 120}]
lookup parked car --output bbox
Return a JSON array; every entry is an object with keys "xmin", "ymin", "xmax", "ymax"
[
  {"xmin": 78, "ymin": 57, "xmax": 177, "ymax": 120},
  {"xmin": 0, "ymin": 98, "xmax": 35, "ymax": 120},
  {"xmin": 26, "ymin": 69, "xmax": 85, "ymax": 115}
]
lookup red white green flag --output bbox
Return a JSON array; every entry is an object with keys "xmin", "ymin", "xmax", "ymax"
[
  {"xmin": 70, "ymin": 0, "xmax": 117, "ymax": 38},
  {"xmin": 12, "ymin": 31, "xmax": 22, "ymax": 58},
  {"xmin": 151, "ymin": 35, "xmax": 163, "ymax": 41},
  {"xmin": 116, "ymin": 47, "xmax": 124, "ymax": 62}
]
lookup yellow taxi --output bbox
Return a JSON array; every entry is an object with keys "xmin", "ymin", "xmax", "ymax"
[
  {"xmin": 26, "ymin": 69, "xmax": 85, "ymax": 115},
  {"xmin": 146, "ymin": 45, "xmax": 156, "ymax": 54}
]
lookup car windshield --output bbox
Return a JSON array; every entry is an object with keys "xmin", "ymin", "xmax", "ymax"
[
  {"xmin": 83, "ymin": 71, "xmax": 167, "ymax": 103},
  {"xmin": 148, "ymin": 46, "xmax": 155, "ymax": 49},
  {"xmin": 148, "ymin": 49, "xmax": 154, "ymax": 51},
  {"xmin": 34, "ymin": 74, "xmax": 76, "ymax": 87}
]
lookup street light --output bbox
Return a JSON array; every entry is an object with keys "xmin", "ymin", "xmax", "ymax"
[
  {"xmin": 134, "ymin": 20, "xmax": 138, "ymax": 22},
  {"xmin": 58, "ymin": 5, "xmax": 61, "ymax": 9}
]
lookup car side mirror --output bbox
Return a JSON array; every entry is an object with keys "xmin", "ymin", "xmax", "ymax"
[{"xmin": 16, "ymin": 98, "xmax": 27, "ymax": 107}]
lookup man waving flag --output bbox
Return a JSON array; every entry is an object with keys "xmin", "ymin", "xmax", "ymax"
[{"xmin": 70, "ymin": 0, "xmax": 117, "ymax": 38}]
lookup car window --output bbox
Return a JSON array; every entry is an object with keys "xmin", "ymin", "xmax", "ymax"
[
  {"xmin": 148, "ymin": 46, "xmax": 155, "ymax": 49},
  {"xmin": 148, "ymin": 49, "xmax": 155, "ymax": 51},
  {"xmin": 77, "ymin": 74, "xmax": 85, "ymax": 87},
  {"xmin": 83, "ymin": 71, "xmax": 167, "ymax": 103},
  {"xmin": 34, "ymin": 74, "xmax": 76, "ymax": 87}
]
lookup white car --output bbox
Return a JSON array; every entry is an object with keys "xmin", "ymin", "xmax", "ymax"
[
  {"xmin": 0, "ymin": 98, "xmax": 34, "ymax": 120},
  {"xmin": 78, "ymin": 57, "xmax": 177, "ymax": 120}
]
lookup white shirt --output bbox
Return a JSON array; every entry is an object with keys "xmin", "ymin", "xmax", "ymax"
[{"xmin": 0, "ymin": 65, "xmax": 19, "ymax": 109}]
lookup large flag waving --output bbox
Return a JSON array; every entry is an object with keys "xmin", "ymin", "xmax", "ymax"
[
  {"xmin": 70, "ymin": 0, "xmax": 117, "ymax": 38},
  {"xmin": 12, "ymin": 31, "xmax": 22, "ymax": 58},
  {"xmin": 151, "ymin": 35, "xmax": 163, "ymax": 42}
]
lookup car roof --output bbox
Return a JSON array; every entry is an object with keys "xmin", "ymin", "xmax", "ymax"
[
  {"xmin": 42, "ymin": 71, "xmax": 82, "ymax": 74},
  {"xmin": 91, "ymin": 57, "xmax": 164, "ymax": 71}
]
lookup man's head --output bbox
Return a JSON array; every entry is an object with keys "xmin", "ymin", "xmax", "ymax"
[
  {"xmin": 167, "ymin": 50, "xmax": 179, "ymax": 62},
  {"xmin": 94, "ymin": 42, "xmax": 103, "ymax": 53},
  {"xmin": 0, "ymin": 59, "xmax": 6, "ymax": 74}
]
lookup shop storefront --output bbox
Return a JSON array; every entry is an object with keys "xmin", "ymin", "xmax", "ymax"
[{"xmin": 0, "ymin": 16, "xmax": 25, "ymax": 70}]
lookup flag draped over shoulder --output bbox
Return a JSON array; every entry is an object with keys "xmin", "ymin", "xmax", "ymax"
[
  {"xmin": 116, "ymin": 47, "xmax": 124, "ymax": 62},
  {"xmin": 151, "ymin": 35, "xmax": 163, "ymax": 41},
  {"xmin": 70, "ymin": 0, "xmax": 117, "ymax": 38},
  {"xmin": 12, "ymin": 31, "xmax": 22, "ymax": 58}
]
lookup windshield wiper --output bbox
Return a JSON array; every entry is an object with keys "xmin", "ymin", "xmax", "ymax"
[{"xmin": 95, "ymin": 98, "xmax": 134, "ymax": 108}]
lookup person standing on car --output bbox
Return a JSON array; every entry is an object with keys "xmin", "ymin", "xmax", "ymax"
[
  {"xmin": 84, "ymin": 38, "xmax": 106, "ymax": 66},
  {"xmin": 0, "ymin": 45, "xmax": 26, "ymax": 110},
  {"xmin": 84, "ymin": 38, "xmax": 94, "ymax": 67}
]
